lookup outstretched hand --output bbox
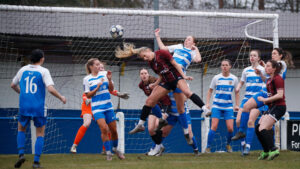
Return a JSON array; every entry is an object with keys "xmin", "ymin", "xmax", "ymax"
[
  {"xmin": 184, "ymin": 76, "xmax": 193, "ymax": 81},
  {"xmin": 155, "ymin": 28, "xmax": 160, "ymax": 37},
  {"xmin": 107, "ymin": 71, "xmax": 112, "ymax": 80},
  {"xmin": 117, "ymin": 92, "xmax": 130, "ymax": 100}
]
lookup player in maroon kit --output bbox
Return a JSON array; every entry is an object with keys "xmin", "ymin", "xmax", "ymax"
[
  {"xmin": 255, "ymin": 60, "xmax": 286, "ymax": 161},
  {"xmin": 115, "ymin": 43, "xmax": 208, "ymax": 144}
]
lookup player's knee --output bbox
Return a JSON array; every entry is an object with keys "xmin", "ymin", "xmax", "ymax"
[
  {"xmin": 211, "ymin": 125, "xmax": 218, "ymax": 131},
  {"xmin": 227, "ymin": 127, "xmax": 234, "ymax": 133},
  {"xmin": 248, "ymin": 119, "xmax": 254, "ymax": 127},
  {"xmin": 83, "ymin": 121, "xmax": 91, "ymax": 128},
  {"xmin": 145, "ymin": 98, "xmax": 156, "ymax": 107},
  {"xmin": 243, "ymin": 104, "xmax": 251, "ymax": 112},
  {"xmin": 149, "ymin": 130, "xmax": 156, "ymax": 136}
]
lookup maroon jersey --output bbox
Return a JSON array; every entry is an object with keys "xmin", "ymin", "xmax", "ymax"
[
  {"xmin": 266, "ymin": 74, "xmax": 286, "ymax": 106},
  {"xmin": 138, "ymin": 76, "xmax": 171, "ymax": 106},
  {"xmin": 149, "ymin": 50, "xmax": 182, "ymax": 83}
]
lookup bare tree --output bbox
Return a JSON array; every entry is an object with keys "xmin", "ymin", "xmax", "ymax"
[
  {"xmin": 188, "ymin": 0, "xmax": 194, "ymax": 9},
  {"xmin": 287, "ymin": 0, "xmax": 294, "ymax": 12},
  {"xmin": 259, "ymin": 0, "xmax": 264, "ymax": 10},
  {"xmin": 219, "ymin": 0, "xmax": 224, "ymax": 9},
  {"xmin": 251, "ymin": 0, "xmax": 256, "ymax": 9}
]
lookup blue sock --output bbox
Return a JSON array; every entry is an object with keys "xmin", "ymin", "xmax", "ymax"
[
  {"xmin": 151, "ymin": 104, "xmax": 162, "ymax": 118},
  {"xmin": 178, "ymin": 113, "xmax": 188, "ymax": 130},
  {"xmin": 239, "ymin": 112, "xmax": 249, "ymax": 133},
  {"xmin": 191, "ymin": 136, "xmax": 198, "ymax": 150},
  {"xmin": 207, "ymin": 130, "xmax": 216, "ymax": 148},
  {"xmin": 17, "ymin": 131, "xmax": 25, "ymax": 155},
  {"xmin": 103, "ymin": 141, "xmax": 111, "ymax": 152},
  {"xmin": 227, "ymin": 132, "xmax": 233, "ymax": 145},
  {"xmin": 246, "ymin": 127, "xmax": 254, "ymax": 148},
  {"xmin": 112, "ymin": 140, "xmax": 118, "ymax": 149},
  {"xmin": 34, "ymin": 136, "xmax": 44, "ymax": 162}
]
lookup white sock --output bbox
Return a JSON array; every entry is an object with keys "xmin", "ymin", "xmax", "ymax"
[
  {"xmin": 241, "ymin": 141, "xmax": 246, "ymax": 146},
  {"xmin": 138, "ymin": 120, "xmax": 145, "ymax": 126},
  {"xmin": 246, "ymin": 144, "xmax": 251, "ymax": 149},
  {"xmin": 183, "ymin": 128, "xmax": 189, "ymax": 134}
]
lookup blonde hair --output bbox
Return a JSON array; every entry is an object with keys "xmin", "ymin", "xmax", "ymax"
[
  {"xmin": 115, "ymin": 43, "xmax": 150, "ymax": 58},
  {"xmin": 85, "ymin": 58, "xmax": 100, "ymax": 75}
]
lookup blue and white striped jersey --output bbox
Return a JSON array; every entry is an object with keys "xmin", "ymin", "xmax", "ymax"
[
  {"xmin": 241, "ymin": 65, "xmax": 265, "ymax": 99},
  {"xmin": 210, "ymin": 73, "xmax": 238, "ymax": 110},
  {"xmin": 83, "ymin": 71, "xmax": 113, "ymax": 115},
  {"xmin": 168, "ymin": 92, "xmax": 189, "ymax": 116},
  {"xmin": 168, "ymin": 44, "xmax": 196, "ymax": 74},
  {"xmin": 12, "ymin": 65, "xmax": 54, "ymax": 117}
]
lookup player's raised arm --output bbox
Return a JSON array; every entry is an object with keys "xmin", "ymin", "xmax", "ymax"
[{"xmin": 154, "ymin": 28, "xmax": 168, "ymax": 51}]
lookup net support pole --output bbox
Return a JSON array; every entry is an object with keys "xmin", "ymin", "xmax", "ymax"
[
  {"xmin": 30, "ymin": 120, "xmax": 36, "ymax": 154},
  {"xmin": 153, "ymin": 0, "xmax": 159, "ymax": 51},
  {"xmin": 116, "ymin": 112, "xmax": 125, "ymax": 153},
  {"xmin": 280, "ymin": 112, "xmax": 290, "ymax": 150},
  {"xmin": 201, "ymin": 116, "xmax": 210, "ymax": 153},
  {"xmin": 272, "ymin": 17, "xmax": 279, "ymax": 48}
]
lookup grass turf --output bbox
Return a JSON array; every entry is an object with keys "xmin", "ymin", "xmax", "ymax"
[{"xmin": 0, "ymin": 151, "xmax": 299, "ymax": 169}]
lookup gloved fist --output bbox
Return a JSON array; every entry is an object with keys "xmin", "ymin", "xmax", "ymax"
[
  {"xmin": 117, "ymin": 92, "xmax": 130, "ymax": 100},
  {"xmin": 85, "ymin": 99, "xmax": 91, "ymax": 106}
]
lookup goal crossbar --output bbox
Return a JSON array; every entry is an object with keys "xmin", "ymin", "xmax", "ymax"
[{"xmin": 0, "ymin": 5, "xmax": 278, "ymax": 19}]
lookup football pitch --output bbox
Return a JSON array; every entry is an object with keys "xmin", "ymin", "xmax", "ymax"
[{"xmin": 0, "ymin": 151, "xmax": 299, "ymax": 169}]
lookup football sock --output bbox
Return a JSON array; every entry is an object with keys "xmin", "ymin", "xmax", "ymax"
[
  {"xmin": 227, "ymin": 132, "xmax": 233, "ymax": 145},
  {"xmin": 17, "ymin": 131, "xmax": 25, "ymax": 155},
  {"xmin": 189, "ymin": 93, "xmax": 205, "ymax": 108},
  {"xmin": 140, "ymin": 105, "xmax": 152, "ymax": 121},
  {"xmin": 34, "ymin": 136, "xmax": 44, "ymax": 163},
  {"xmin": 239, "ymin": 112, "xmax": 249, "ymax": 133},
  {"xmin": 207, "ymin": 129, "xmax": 216, "ymax": 148},
  {"xmin": 74, "ymin": 125, "xmax": 87, "ymax": 145},
  {"xmin": 245, "ymin": 127, "xmax": 254, "ymax": 149}
]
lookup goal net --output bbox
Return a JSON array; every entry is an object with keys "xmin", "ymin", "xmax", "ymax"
[{"xmin": 0, "ymin": 5, "xmax": 279, "ymax": 154}]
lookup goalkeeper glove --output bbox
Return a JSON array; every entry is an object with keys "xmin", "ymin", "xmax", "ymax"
[
  {"xmin": 117, "ymin": 92, "xmax": 130, "ymax": 100},
  {"xmin": 85, "ymin": 99, "xmax": 91, "ymax": 106}
]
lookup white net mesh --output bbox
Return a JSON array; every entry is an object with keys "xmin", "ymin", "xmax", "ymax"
[{"xmin": 0, "ymin": 6, "xmax": 276, "ymax": 153}]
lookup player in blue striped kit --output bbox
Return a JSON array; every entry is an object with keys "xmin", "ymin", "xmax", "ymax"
[
  {"xmin": 161, "ymin": 92, "xmax": 200, "ymax": 155},
  {"xmin": 83, "ymin": 58, "xmax": 124, "ymax": 161},
  {"xmin": 238, "ymin": 48, "xmax": 290, "ymax": 155},
  {"xmin": 11, "ymin": 49, "xmax": 66, "ymax": 168},
  {"xmin": 204, "ymin": 59, "xmax": 239, "ymax": 153},
  {"xmin": 231, "ymin": 50, "xmax": 265, "ymax": 154},
  {"xmin": 154, "ymin": 28, "xmax": 210, "ymax": 144}
]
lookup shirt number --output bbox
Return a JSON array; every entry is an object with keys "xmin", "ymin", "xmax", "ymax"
[{"xmin": 24, "ymin": 76, "xmax": 37, "ymax": 94}]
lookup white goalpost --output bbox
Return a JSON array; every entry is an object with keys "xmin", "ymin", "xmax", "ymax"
[{"xmin": 0, "ymin": 4, "xmax": 284, "ymax": 153}]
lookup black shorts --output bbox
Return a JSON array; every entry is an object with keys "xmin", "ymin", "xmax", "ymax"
[
  {"xmin": 161, "ymin": 105, "xmax": 172, "ymax": 114},
  {"xmin": 264, "ymin": 105, "xmax": 286, "ymax": 121},
  {"xmin": 159, "ymin": 77, "xmax": 183, "ymax": 91}
]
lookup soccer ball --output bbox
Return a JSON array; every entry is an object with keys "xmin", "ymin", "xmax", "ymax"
[{"xmin": 110, "ymin": 25, "xmax": 124, "ymax": 39}]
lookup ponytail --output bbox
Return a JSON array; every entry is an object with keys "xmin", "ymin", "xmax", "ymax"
[
  {"xmin": 284, "ymin": 51, "xmax": 295, "ymax": 69},
  {"xmin": 115, "ymin": 43, "xmax": 150, "ymax": 59}
]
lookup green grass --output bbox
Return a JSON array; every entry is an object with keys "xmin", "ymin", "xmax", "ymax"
[{"xmin": 0, "ymin": 151, "xmax": 299, "ymax": 169}]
